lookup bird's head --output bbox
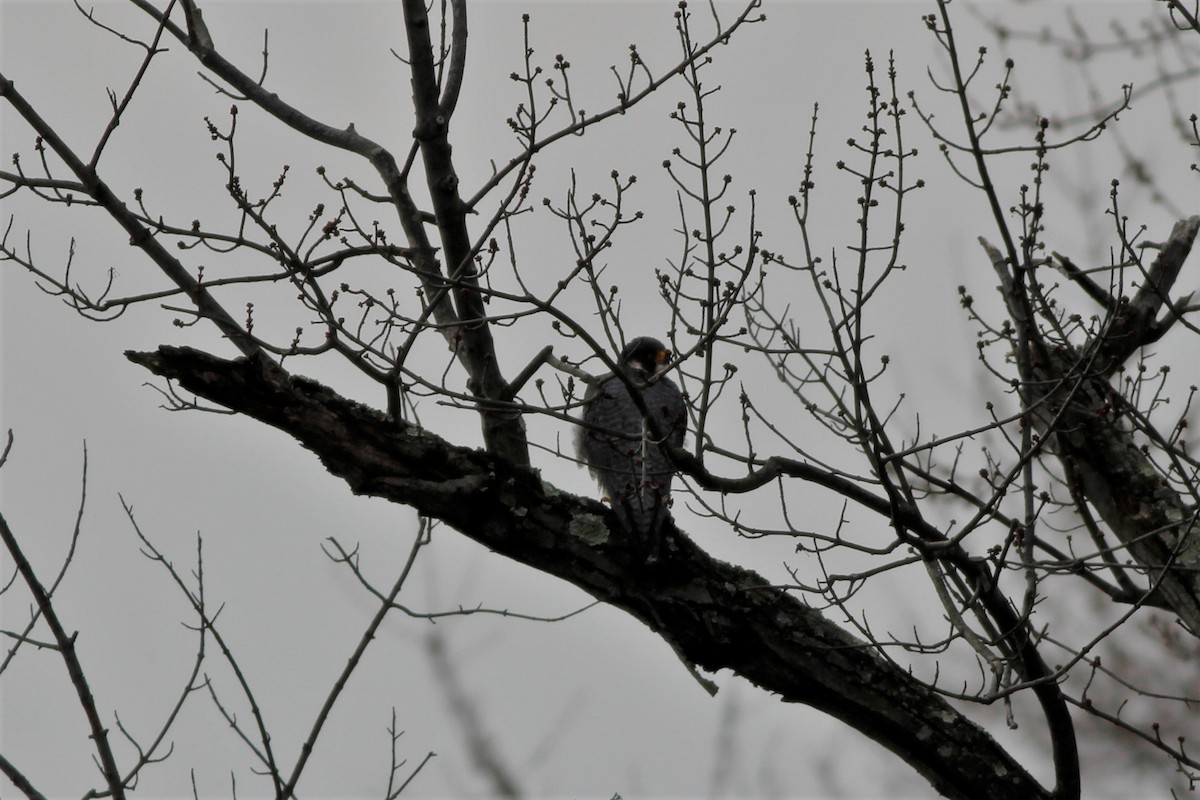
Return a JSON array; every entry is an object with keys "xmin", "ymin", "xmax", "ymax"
[{"xmin": 619, "ymin": 337, "xmax": 672, "ymax": 379}]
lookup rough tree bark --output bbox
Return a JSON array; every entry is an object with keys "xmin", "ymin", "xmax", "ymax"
[
  {"xmin": 982, "ymin": 216, "xmax": 1200, "ymax": 632},
  {"xmin": 128, "ymin": 345, "xmax": 1059, "ymax": 800}
]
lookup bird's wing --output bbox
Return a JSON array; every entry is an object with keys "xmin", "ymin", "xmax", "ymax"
[
  {"xmin": 574, "ymin": 378, "xmax": 602, "ymax": 465},
  {"xmin": 577, "ymin": 376, "xmax": 637, "ymax": 482},
  {"xmin": 646, "ymin": 376, "xmax": 687, "ymax": 452}
]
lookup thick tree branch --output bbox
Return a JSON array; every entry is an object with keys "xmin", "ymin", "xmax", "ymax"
[
  {"xmin": 437, "ymin": 0, "xmax": 468, "ymax": 122},
  {"xmin": 979, "ymin": 224, "xmax": 1200, "ymax": 636},
  {"xmin": 1099, "ymin": 215, "xmax": 1200, "ymax": 367},
  {"xmin": 399, "ymin": 0, "xmax": 529, "ymax": 464},
  {"xmin": 127, "ymin": 345, "xmax": 1059, "ymax": 800}
]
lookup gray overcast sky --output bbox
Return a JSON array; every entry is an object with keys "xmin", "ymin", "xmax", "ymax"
[{"xmin": 1, "ymin": 1, "xmax": 1195, "ymax": 798}]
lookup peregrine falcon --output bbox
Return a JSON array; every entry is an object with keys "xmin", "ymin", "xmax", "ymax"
[{"xmin": 577, "ymin": 337, "xmax": 687, "ymax": 559}]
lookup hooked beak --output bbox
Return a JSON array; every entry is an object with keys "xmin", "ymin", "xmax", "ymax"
[{"xmin": 652, "ymin": 348, "xmax": 672, "ymax": 375}]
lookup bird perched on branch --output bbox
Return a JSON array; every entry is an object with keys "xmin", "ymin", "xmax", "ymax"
[{"xmin": 577, "ymin": 337, "xmax": 687, "ymax": 561}]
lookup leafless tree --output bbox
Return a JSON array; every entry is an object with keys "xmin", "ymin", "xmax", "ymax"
[{"xmin": 1, "ymin": 1, "xmax": 1197, "ymax": 798}]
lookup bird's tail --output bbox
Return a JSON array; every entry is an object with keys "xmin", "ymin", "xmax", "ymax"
[{"xmin": 615, "ymin": 478, "xmax": 671, "ymax": 563}]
